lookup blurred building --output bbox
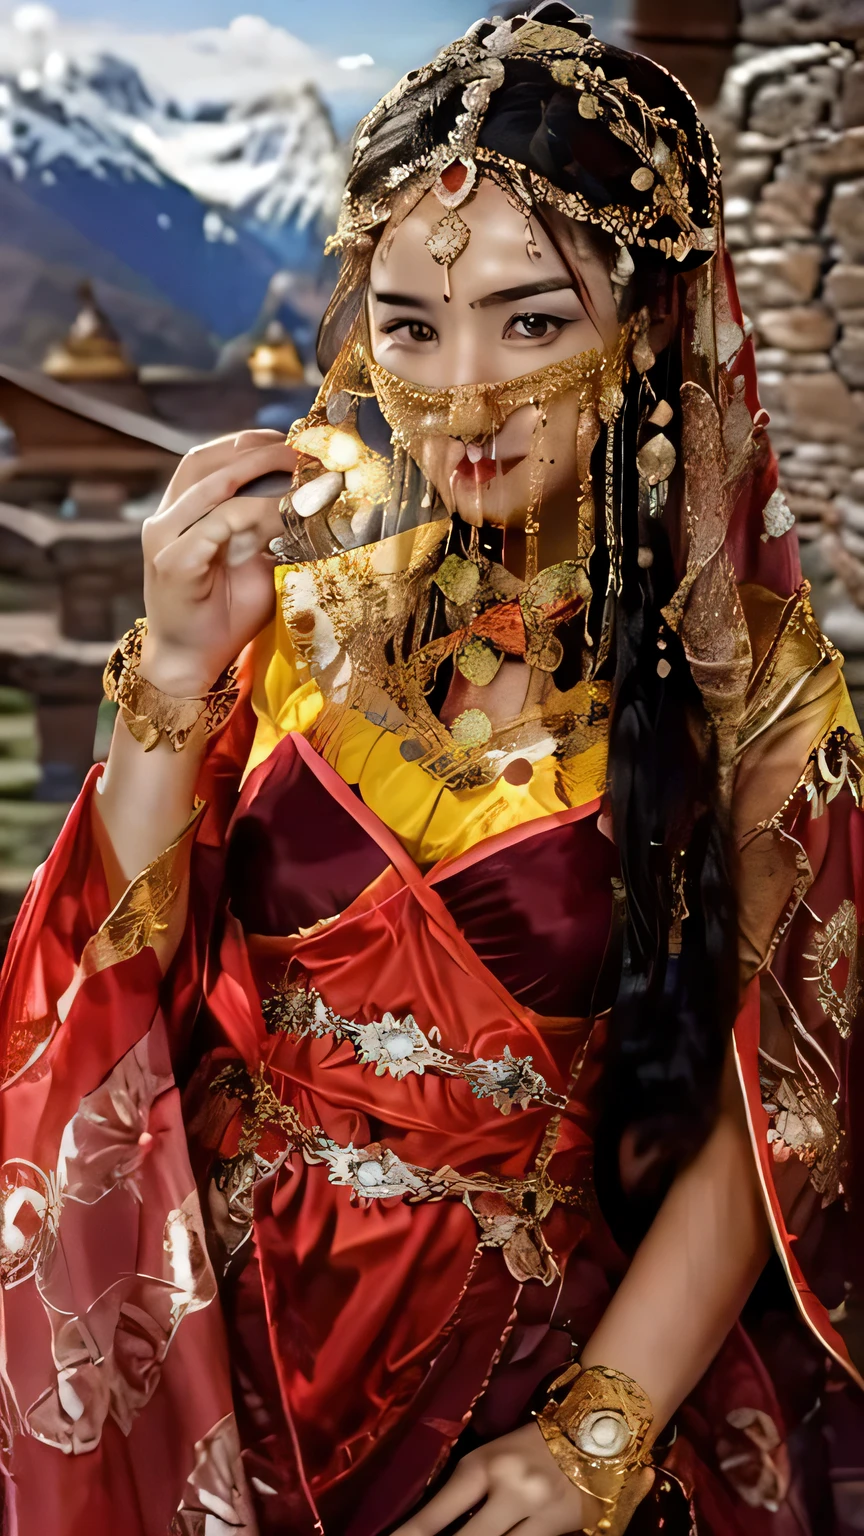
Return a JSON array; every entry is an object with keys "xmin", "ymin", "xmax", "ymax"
[
  {"xmin": 0, "ymin": 297, "xmax": 193, "ymax": 804},
  {"xmin": 627, "ymin": 0, "xmax": 739, "ymax": 105}
]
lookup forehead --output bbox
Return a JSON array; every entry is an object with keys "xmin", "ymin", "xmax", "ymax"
[{"xmin": 370, "ymin": 177, "xmax": 570, "ymax": 291}]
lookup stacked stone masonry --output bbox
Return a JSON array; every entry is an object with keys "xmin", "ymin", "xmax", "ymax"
[{"xmin": 718, "ymin": 1, "xmax": 864, "ymax": 712}]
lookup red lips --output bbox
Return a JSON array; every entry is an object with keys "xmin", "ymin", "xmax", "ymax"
[
  {"xmin": 453, "ymin": 452, "xmax": 526, "ymax": 486},
  {"xmin": 454, "ymin": 453, "xmax": 498, "ymax": 486}
]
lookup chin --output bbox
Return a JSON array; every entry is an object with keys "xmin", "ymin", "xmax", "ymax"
[
  {"xmin": 453, "ymin": 466, "xmax": 533, "ymax": 526},
  {"xmin": 451, "ymin": 486, "xmax": 516, "ymax": 527}
]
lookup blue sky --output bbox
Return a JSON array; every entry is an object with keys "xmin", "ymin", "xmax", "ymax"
[{"xmin": 37, "ymin": 2, "xmax": 622, "ymax": 83}]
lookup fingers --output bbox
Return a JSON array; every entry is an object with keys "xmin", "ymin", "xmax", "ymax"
[
  {"xmin": 233, "ymin": 429, "xmax": 287, "ymax": 451},
  {"xmin": 150, "ymin": 495, "xmax": 282, "ymax": 596},
  {"xmin": 145, "ymin": 440, "xmax": 295, "ymax": 553},
  {"xmin": 390, "ymin": 1455, "xmax": 488, "ymax": 1536},
  {"xmin": 158, "ymin": 429, "xmax": 291, "ymax": 508},
  {"xmin": 452, "ymin": 1491, "xmax": 530, "ymax": 1536}
]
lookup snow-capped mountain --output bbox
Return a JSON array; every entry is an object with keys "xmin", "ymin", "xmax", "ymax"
[
  {"xmin": 0, "ymin": 42, "xmax": 345, "ymax": 365},
  {"xmin": 0, "ymin": 57, "xmax": 165, "ymax": 186},
  {"xmin": 131, "ymin": 82, "xmax": 346, "ymax": 261}
]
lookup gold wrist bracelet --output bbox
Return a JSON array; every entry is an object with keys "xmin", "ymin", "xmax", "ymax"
[
  {"xmin": 103, "ymin": 620, "xmax": 239, "ymax": 753},
  {"xmin": 536, "ymin": 1363, "xmax": 654, "ymax": 1534}
]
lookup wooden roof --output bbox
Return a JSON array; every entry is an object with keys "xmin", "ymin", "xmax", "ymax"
[{"xmin": 0, "ymin": 363, "xmax": 197, "ymax": 465}]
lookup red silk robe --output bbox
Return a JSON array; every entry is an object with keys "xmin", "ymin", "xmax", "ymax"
[{"xmin": 0, "ymin": 592, "xmax": 862, "ymax": 1536}]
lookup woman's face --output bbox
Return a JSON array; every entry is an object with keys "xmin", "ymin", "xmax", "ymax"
[{"xmin": 368, "ymin": 177, "xmax": 619, "ymax": 534}]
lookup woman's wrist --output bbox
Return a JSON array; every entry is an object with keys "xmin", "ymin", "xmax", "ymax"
[
  {"xmin": 104, "ymin": 623, "xmax": 240, "ymax": 757},
  {"xmin": 137, "ymin": 633, "xmax": 223, "ymax": 700},
  {"xmin": 536, "ymin": 1362, "xmax": 654, "ymax": 1533}
]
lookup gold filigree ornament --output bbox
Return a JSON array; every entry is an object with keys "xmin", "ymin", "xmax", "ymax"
[
  {"xmin": 450, "ymin": 707, "xmax": 493, "ymax": 748},
  {"xmin": 760, "ymin": 1062, "xmax": 843, "ymax": 1207},
  {"xmin": 803, "ymin": 727, "xmax": 864, "ymax": 819},
  {"xmin": 367, "ymin": 320, "xmax": 629, "ymax": 585},
  {"xmin": 425, "ymin": 205, "xmax": 472, "ymax": 301},
  {"xmin": 456, "ymin": 635, "xmax": 503, "ymax": 686},
  {"xmin": 804, "ymin": 898, "xmax": 861, "ymax": 1040},
  {"xmin": 536, "ymin": 1363, "xmax": 654, "ymax": 1533},
  {"xmin": 104, "ymin": 619, "xmax": 238, "ymax": 753},
  {"xmin": 367, "ymin": 330, "xmax": 613, "ymax": 449},
  {"xmin": 636, "ymin": 431, "xmax": 677, "ymax": 518},
  {"xmin": 328, "ymin": 11, "xmax": 719, "ymax": 267},
  {"xmin": 263, "ymin": 978, "xmax": 567, "ymax": 1113}
]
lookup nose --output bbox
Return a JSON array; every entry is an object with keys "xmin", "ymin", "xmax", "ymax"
[{"xmin": 446, "ymin": 324, "xmax": 492, "ymax": 389}]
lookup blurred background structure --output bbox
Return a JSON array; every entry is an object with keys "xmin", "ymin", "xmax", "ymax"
[{"xmin": 0, "ymin": 0, "xmax": 862, "ymax": 937}]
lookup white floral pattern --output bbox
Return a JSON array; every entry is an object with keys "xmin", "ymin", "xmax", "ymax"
[{"xmin": 263, "ymin": 981, "xmax": 565, "ymax": 1114}]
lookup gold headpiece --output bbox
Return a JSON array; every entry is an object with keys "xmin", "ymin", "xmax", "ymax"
[{"xmin": 328, "ymin": 9, "xmax": 719, "ymax": 268}]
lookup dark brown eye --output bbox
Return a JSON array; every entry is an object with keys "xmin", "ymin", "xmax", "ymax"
[
  {"xmin": 383, "ymin": 318, "xmax": 438, "ymax": 343},
  {"xmin": 507, "ymin": 313, "xmax": 567, "ymax": 340},
  {"xmin": 519, "ymin": 314, "xmax": 550, "ymax": 337}
]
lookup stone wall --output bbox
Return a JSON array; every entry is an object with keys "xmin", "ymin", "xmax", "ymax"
[{"xmin": 715, "ymin": 1, "xmax": 864, "ymax": 711}]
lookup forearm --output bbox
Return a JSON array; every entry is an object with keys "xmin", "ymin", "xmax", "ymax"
[
  {"xmin": 94, "ymin": 639, "xmax": 212, "ymax": 894},
  {"xmin": 580, "ymin": 1058, "xmax": 770, "ymax": 1439}
]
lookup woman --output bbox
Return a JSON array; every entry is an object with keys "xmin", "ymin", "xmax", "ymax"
[{"xmin": 0, "ymin": 6, "xmax": 861, "ymax": 1534}]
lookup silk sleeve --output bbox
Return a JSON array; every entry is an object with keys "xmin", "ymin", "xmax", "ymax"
[
  {"xmin": 0, "ymin": 664, "xmax": 259, "ymax": 1531},
  {"xmin": 732, "ymin": 585, "xmax": 864, "ymax": 1390}
]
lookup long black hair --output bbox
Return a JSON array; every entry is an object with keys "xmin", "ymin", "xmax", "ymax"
[{"xmin": 592, "ymin": 338, "xmax": 739, "ymax": 1241}]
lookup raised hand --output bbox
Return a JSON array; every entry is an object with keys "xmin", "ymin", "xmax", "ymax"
[{"xmin": 139, "ymin": 428, "xmax": 296, "ymax": 696}]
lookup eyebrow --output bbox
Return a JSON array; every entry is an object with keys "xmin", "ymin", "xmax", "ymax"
[
  {"xmin": 371, "ymin": 277, "xmax": 577, "ymax": 312},
  {"xmin": 470, "ymin": 277, "xmax": 575, "ymax": 309},
  {"xmin": 372, "ymin": 290, "xmax": 428, "ymax": 308}
]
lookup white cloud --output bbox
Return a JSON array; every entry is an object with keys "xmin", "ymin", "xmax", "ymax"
[
  {"xmin": 0, "ymin": 12, "xmax": 392, "ymax": 109},
  {"xmin": 11, "ymin": 4, "xmax": 57, "ymax": 36},
  {"xmin": 338, "ymin": 53, "xmax": 375, "ymax": 71},
  {"xmin": 226, "ymin": 15, "xmax": 272, "ymax": 43}
]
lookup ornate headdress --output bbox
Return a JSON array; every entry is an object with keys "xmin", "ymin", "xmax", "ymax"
[{"xmin": 329, "ymin": 6, "xmax": 720, "ymax": 268}]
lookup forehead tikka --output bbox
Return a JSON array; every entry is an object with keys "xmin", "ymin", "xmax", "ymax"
[
  {"xmin": 425, "ymin": 209, "xmax": 471, "ymax": 302},
  {"xmin": 425, "ymin": 158, "xmax": 475, "ymax": 301}
]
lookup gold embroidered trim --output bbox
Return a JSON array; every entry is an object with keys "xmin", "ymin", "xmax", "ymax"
[
  {"xmin": 80, "ymin": 802, "xmax": 204, "ymax": 978},
  {"xmin": 804, "ymin": 899, "xmax": 861, "ymax": 1041}
]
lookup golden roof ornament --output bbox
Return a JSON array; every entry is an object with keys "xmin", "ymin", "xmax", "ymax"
[
  {"xmin": 248, "ymin": 321, "xmax": 305, "ymax": 388},
  {"xmin": 42, "ymin": 280, "xmax": 136, "ymax": 382}
]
